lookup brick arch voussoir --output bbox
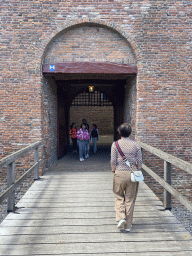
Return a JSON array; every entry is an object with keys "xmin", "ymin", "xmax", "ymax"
[{"xmin": 37, "ymin": 18, "xmax": 141, "ymax": 74}]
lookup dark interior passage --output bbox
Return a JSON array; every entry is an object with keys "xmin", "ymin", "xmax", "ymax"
[{"xmin": 57, "ymin": 79, "xmax": 126, "ymax": 158}]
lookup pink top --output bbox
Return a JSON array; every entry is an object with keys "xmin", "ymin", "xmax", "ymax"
[{"xmin": 76, "ymin": 128, "xmax": 90, "ymax": 141}]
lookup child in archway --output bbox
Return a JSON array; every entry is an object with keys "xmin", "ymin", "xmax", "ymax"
[
  {"xmin": 76, "ymin": 123, "xmax": 90, "ymax": 161},
  {"xmin": 90, "ymin": 124, "xmax": 99, "ymax": 153}
]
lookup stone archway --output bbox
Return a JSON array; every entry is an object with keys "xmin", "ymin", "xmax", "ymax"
[
  {"xmin": 42, "ymin": 22, "xmax": 137, "ymax": 66},
  {"xmin": 42, "ymin": 22, "xmax": 137, "ymax": 166}
]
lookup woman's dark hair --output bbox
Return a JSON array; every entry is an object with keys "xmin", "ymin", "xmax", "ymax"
[
  {"xmin": 81, "ymin": 123, "xmax": 87, "ymax": 128},
  {"xmin": 117, "ymin": 123, "xmax": 132, "ymax": 137},
  {"xmin": 82, "ymin": 119, "xmax": 87, "ymax": 123},
  {"xmin": 93, "ymin": 124, "xmax": 97, "ymax": 129}
]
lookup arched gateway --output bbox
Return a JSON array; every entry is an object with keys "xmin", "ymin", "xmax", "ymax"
[{"xmin": 42, "ymin": 23, "xmax": 137, "ymax": 167}]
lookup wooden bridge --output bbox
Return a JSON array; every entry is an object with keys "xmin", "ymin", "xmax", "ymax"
[{"xmin": 0, "ymin": 143, "xmax": 192, "ymax": 255}]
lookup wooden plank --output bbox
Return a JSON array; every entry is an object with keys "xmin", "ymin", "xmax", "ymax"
[
  {"xmin": 0, "ymin": 240, "xmax": 191, "ymax": 255},
  {"xmin": 8, "ymin": 205, "xmax": 165, "ymax": 215},
  {"xmin": 17, "ymin": 195, "xmax": 159, "ymax": 203},
  {"xmin": 0, "ymin": 251, "xmax": 189, "ymax": 256},
  {"xmin": 16, "ymin": 191, "xmax": 159, "ymax": 199},
  {"xmin": 5, "ymin": 210, "xmax": 173, "ymax": 220},
  {"xmin": 0, "ymin": 231, "xmax": 191, "ymax": 245},
  {"xmin": 0, "ymin": 216, "xmax": 181, "ymax": 227},
  {"xmin": 15, "ymin": 199, "xmax": 163, "ymax": 208},
  {"xmin": 42, "ymin": 62, "xmax": 138, "ymax": 75},
  {"xmin": 8, "ymin": 253, "xmax": 191, "ymax": 256},
  {"xmin": 19, "ymin": 192, "xmax": 158, "ymax": 198},
  {"xmin": 0, "ymin": 223, "xmax": 187, "ymax": 236},
  {"xmin": 13, "ymin": 200, "xmax": 163, "ymax": 209}
]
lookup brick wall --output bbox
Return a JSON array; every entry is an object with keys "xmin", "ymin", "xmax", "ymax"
[
  {"xmin": 43, "ymin": 24, "xmax": 136, "ymax": 65},
  {"xmin": 70, "ymin": 106, "xmax": 114, "ymax": 135},
  {"xmin": 124, "ymin": 77, "xmax": 137, "ymax": 138},
  {"xmin": 42, "ymin": 77, "xmax": 58, "ymax": 172},
  {"xmin": 0, "ymin": 1, "xmax": 191, "ymax": 185}
]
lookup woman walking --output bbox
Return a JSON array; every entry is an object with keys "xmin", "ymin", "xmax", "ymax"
[
  {"xmin": 76, "ymin": 123, "xmax": 90, "ymax": 162},
  {"xmin": 111, "ymin": 123, "xmax": 142, "ymax": 231},
  {"xmin": 69, "ymin": 123, "xmax": 77, "ymax": 153},
  {"xmin": 82, "ymin": 119, "xmax": 90, "ymax": 158},
  {"xmin": 90, "ymin": 124, "xmax": 99, "ymax": 153}
]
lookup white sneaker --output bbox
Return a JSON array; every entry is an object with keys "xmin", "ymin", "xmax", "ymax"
[
  {"xmin": 85, "ymin": 154, "xmax": 89, "ymax": 158},
  {"xmin": 80, "ymin": 158, "xmax": 84, "ymax": 161},
  {"xmin": 125, "ymin": 225, "xmax": 132, "ymax": 232},
  {"xmin": 117, "ymin": 219, "xmax": 126, "ymax": 229}
]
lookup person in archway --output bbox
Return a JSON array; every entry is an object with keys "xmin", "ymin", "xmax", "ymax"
[
  {"xmin": 82, "ymin": 119, "xmax": 90, "ymax": 158},
  {"xmin": 69, "ymin": 123, "xmax": 78, "ymax": 153},
  {"xmin": 76, "ymin": 123, "xmax": 90, "ymax": 161},
  {"xmin": 111, "ymin": 123, "xmax": 142, "ymax": 232},
  {"xmin": 90, "ymin": 124, "xmax": 99, "ymax": 153}
]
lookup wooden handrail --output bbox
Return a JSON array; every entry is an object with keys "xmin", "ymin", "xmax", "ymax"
[
  {"xmin": 0, "ymin": 162, "xmax": 40, "ymax": 204},
  {"xmin": 142, "ymin": 163, "xmax": 192, "ymax": 212},
  {"xmin": 140, "ymin": 142, "xmax": 192, "ymax": 175},
  {"xmin": 0, "ymin": 141, "xmax": 41, "ymax": 169},
  {"xmin": 140, "ymin": 142, "xmax": 192, "ymax": 211},
  {"xmin": 0, "ymin": 141, "xmax": 41, "ymax": 212}
]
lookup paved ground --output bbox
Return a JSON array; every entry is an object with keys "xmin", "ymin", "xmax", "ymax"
[{"xmin": 0, "ymin": 146, "xmax": 191, "ymax": 255}]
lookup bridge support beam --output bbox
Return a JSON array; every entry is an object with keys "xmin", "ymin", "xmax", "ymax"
[
  {"xmin": 7, "ymin": 162, "xmax": 15, "ymax": 212},
  {"xmin": 34, "ymin": 146, "xmax": 40, "ymax": 180},
  {"xmin": 164, "ymin": 161, "xmax": 172, "ymax": 210}
]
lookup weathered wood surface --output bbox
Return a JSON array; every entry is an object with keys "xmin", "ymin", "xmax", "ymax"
[{"xmin": 0, "ymin": 157, "xmax": 191, "ymax": 255}]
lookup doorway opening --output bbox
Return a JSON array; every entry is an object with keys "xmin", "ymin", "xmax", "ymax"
[
  {"xmin": 42, "ymin": 62, "xmax": 137, "ymax": 167},
  {"xmin": 55, "ymin": 76, "xmax": 134, "ymax": 158},
  {"xmin": 70, "ymin": 88, "xmax": 114, "ymax": 148}
]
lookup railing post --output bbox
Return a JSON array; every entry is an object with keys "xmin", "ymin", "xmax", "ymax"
[
  {"xmin": 141, "ymin": 148, "xmax": 143, "ymax": 160},
  {"xmin": 34, "ymin": 147, "xmax": 39, "ymax": 180},
  {"xmin": 7, "ymin": 161, "xmax": 15, "ymax": 212},
  {"xmin": 164, "ymin": 161, "xmax": 172, "ymax": 210}
]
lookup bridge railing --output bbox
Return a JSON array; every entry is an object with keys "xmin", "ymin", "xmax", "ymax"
[
  {"xmin": 0, "ymin": 141, "xmax": 41, "ymax": 212},
  {"xmin": 140, "ymin": 142, "xmax": 192, "ymax": 212}
]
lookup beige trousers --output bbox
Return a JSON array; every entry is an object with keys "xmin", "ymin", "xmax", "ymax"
[{"xmin": 113, "ymin": 171, "xmax": 139, "ymax": 229}]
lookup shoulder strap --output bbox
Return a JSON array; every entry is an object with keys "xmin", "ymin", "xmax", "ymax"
[{"xmin": 115, "ymin": 141, "xmax": 127, "ymax": 161}]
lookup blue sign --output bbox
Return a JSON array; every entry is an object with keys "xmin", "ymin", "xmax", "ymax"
[{"xmin": 49, "ymin": 65, "xmax": 55, "ymax": 72}]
